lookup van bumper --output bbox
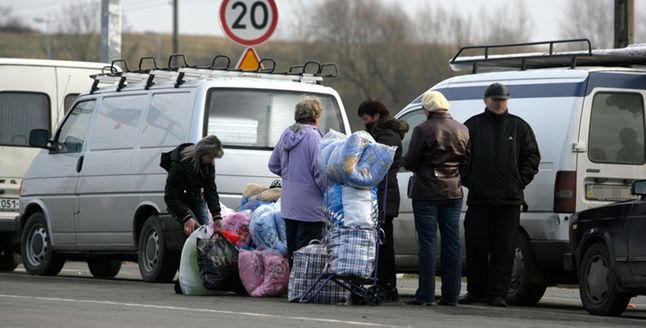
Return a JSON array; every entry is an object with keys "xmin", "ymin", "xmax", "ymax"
[{"xmin": 0, "ymin": 212, "xmax": 20, "ymax": 250}]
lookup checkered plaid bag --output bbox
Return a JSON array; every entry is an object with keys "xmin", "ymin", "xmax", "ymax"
[
  {"xmin": 326, "ymin": 226, "xmax": 377, "ymax": 279},
  {"xmin": 287, "ymin": 243, "xmax": 349, "ymax": 304}
]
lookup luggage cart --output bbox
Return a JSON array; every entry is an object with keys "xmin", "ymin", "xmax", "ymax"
[{"xmin": 299, "ymin": 177, "xmax": 390, "ymax": 306}]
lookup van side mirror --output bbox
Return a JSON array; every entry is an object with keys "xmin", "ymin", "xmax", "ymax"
[
  {"xmin": 29, "ymin": 129, "xmax": 52, "ymax": 150},
  {"xmin": 631, "ymin": 180, "xmax": 646, "ymax": 197}
]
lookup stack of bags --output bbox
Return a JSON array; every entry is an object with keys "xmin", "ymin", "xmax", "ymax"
[
  {"xmin": 320, "ymin": 130, "xmax": 395, "ymax": 279},
  {"xmin": 287, "ymin": 131, "xmax": 395, "ymax": 304},
  {"xmin": 178, "ymin": 182, "xmax": 290, "ymax": 298}
]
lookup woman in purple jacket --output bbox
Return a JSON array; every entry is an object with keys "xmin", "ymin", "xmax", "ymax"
[{"xmin": 268, "ymin": 97, "xmax": 327, "ymax": 266}]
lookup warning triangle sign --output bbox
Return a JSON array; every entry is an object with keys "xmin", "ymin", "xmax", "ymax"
[{"xmin": 236, "ymin": 48, "xmax": 263, "ymax": 71}]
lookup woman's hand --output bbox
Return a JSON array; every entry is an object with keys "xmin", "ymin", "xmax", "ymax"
[
  {"xmin": 212, "ymin": 215, "xmax": 222, "ymax": 233},
  {"xmin": 184, "ymin": 218, "xmax": 199, "ymax": 236}
]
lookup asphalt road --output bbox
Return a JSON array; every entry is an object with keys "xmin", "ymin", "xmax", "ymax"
[{"xmin": 1, "ymin": 262, "xmax": 645, "ymax": 328}]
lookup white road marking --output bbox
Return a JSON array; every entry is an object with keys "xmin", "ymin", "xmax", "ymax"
[{"xmin": 0, "ymin": 294, "xmax": 405, "ymax": 328}]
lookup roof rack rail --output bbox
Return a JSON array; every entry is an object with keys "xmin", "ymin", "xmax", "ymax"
[
  {"xmin": 89, "ymin": 55, "xmax": 339, "ymax": 92},
  {"xmin": 449, "ymin": 39, "xmax": 646, "ymax": 73}
]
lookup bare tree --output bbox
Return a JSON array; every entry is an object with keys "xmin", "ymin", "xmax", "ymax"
[
  {"xmin": 560, "ymin": 0, "xmax": 613, "ymax": 49},
  {"xmin": 53, "ymin": 1, "xmax": 101, "ymax": 61},
  {"xmin": 0, "ymin": 5, "xmax": 33, "ymax": 33}
]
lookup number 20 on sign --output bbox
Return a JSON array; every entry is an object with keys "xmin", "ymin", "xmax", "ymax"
[{"xmin": 219, "ymin": 0, "xmax": 279, "ymax": 47}]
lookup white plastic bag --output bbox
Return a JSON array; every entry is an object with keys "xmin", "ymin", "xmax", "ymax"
[
  {"xmin": 179, "ymin": 225, "xmax": 218, "ymax": 296},
  {"xmin": 341, "ymin": 185, "xmax": 378, "ymax": 228}
]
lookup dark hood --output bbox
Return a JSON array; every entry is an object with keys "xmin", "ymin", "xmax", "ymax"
[
  {"xmin": 370, "ymin": 118, "xmax": 409, "ymax": 139},
  {"xmin": 160, "ymin": 143, "xmax": 193, "ymax": 171}
]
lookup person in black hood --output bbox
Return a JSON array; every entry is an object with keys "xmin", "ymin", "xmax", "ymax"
[
  {"xmin": 459, "ymin": 83, "xmax": 540, "ymax": 308},
  {"xmin": 358, "ymin": 99, "xmax": 409, "ymax": 302},
  {"xmin": 161, "ymin": 135, "xmax": 224, "ymax": 236}
]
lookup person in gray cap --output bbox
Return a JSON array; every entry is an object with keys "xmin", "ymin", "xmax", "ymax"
[
  {"xmin": 459, "ymin": 83, "xmax": 541, "ymax": 307},
  {"xmin": 404, "ymin": 91, "xmax": 470, "ymax": 306}
]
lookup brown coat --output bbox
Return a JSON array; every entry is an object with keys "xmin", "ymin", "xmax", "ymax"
[{"xmin": 404, "ymin": 112, "xmax": 470, "ymax": 200}]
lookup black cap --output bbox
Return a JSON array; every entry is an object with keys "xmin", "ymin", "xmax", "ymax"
[{"xmin": 484, "ymin": 83, "xmax": 510, "ymax": 100}]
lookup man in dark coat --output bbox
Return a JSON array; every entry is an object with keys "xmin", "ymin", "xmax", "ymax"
[
  {"xmin": 358, "ymin": 99, "xmax": 408, "ymax": 301},
  {"xmin": 459, "ymin": 83, "xmax": 541, "ymax": 307}
]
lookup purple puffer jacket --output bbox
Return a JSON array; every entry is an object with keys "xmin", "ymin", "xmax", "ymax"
[{"xmin": 268, "ymin": 124, "xmax": 326, "ymax": 222}]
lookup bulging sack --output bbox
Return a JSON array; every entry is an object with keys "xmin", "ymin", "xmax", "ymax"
[
  {"xmin": 238, "ymin": 250, "xmax": 290, "ymax": 297},
  {"xmin": 288, "ymin": 243, "xmax": 350, "ymax": 304},
  {"xmin": 196, "ymin": 233, "xmax": 245, "ymax": 294},
  {"xmin": 221, "ymin": 210, "xmax": 252, "ymax": 249},
  {"xmin": 325, "ymin": 131, "xmax": 396, "ymax": 189},
  {"xmin": 250, "ymin": 204, "xmax": 287, "ymax": 256},
  {"xmin": 324, "ymin": 183, "xmax": 378, "ymax": 228}
]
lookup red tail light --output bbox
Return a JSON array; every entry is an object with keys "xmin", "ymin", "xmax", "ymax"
[{"xmin": 554, "ymin": 171, "xmax": 576, "ymax": 213}]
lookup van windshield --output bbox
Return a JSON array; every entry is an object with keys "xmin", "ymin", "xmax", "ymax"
[{"xmin": 205, "ymin": 89, "xmax": 343, "ymax": 148}]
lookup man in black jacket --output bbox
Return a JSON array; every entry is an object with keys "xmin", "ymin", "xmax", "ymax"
[
  {"xmin": 459, "ymin": 83, "xmax": 540, "ymax": 307},
  {"xmin": 358, "ymin": 99, "xmax": 408, "ymax": 301}
]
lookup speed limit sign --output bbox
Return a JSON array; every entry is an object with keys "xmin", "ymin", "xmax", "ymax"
[{"xmin": 219, "ymin": 0, "xmax": 278, "ymax": 47}]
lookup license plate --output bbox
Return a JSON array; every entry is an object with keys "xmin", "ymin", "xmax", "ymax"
[{"xmin": 0, "ymin": 198, "xmax": 19, "ymax": 211}]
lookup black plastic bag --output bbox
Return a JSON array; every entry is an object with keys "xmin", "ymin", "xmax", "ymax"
[{"xmin": 196, "ymin": 233, "xmax": 246, "ymax": 294}]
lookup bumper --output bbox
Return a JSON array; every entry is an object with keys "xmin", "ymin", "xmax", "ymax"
[
  {"xmin": 530, "ymin": 239, "xmax": 570, "ymax": 269},
  {"xmin": 0, "ymin": 211, "xmax": 19, "ymax": 232},
  {"xmin": 563, "ymin": 252, "xmax": 575, "ymax": 272}
]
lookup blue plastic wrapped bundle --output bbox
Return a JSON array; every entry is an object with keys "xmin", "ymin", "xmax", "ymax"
[
  {"xmin": 326, "ymin": 131, "xmax": 396, "ymax": 189},
  {"xmin": 324, "ymin": 183, "xmax": 378, "ymax": 228},
  {"xmin": 250, "ymin": 204, "xmax": 287, "ymax": 257},
  {"xmin": 319, "ymin": 130, "xmax": 347, "ymax": 179}
]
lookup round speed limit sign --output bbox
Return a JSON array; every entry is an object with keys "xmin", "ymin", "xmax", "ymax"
[{"xmin": 219, "ymin": 0, "xmax": 278, "ymax": 47}]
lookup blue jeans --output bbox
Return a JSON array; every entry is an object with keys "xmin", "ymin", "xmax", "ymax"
[
  {"xmin": 188, "ymin": 199, "xmax": 210, "ymax": 226},
  {"xmin": 412, "ymin": 198, "xmax": 462, "ymax": 304}
]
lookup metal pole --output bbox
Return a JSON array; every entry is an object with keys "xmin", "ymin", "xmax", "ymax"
[
  {"xmin": 172, "ymin": 0, "xmax": 179, "ymax": 54},
  {"xmin": 101, "ymin": 0, "xmax": 122, "ymax": 63},
  {"xmin": 45, "ymin": 19, "xmax": 51, "ymax": 59},
  {"xmin": 614, "ymin": 0, "xmax": 634, "ymax": 48}
]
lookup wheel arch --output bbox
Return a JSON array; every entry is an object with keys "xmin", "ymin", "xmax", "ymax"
[{"xmin": 132, "ymin": 202, "xmax": 162, "ymax": 247}]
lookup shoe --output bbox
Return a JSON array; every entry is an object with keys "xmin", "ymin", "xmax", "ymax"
[
  {"xmin": 173, "ymin": 281, "xmax": 182, "ymax": 295},
  {"xmin": 405, "ymin": 299, "xmax": 435, "ymax": 306},
  {"xmin": 458, "ymin": 293, "xmax": 483, "ymax": 305},
  {"xmin": 490, "ymin": 296, "xmax": 508, "ymax": 307},
  {"xmin": 438, "ymin": 300, "xmax": 458, "ymax": 306}
]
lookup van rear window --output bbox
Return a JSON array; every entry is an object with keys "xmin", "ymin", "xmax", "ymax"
[
  {"xmin": 588, "ymin": 92, "xmax": 645, "ymax": 165},
  {"xmin": 205, "ymin": 89, "xmax": 343, "ymax": 148},
  {"xmin": 0, "ymin": 92, "xmax": 50, "ymax": 147}
]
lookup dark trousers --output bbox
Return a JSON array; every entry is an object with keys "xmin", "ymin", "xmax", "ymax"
[
  {"xmin": 378, "ymin": 216, "xmax": 397, "ymax": 288},
  {"xmin": 464, "ymin": 204, "xmax": 520, "ymax": 298},
  {"xmin": 284, "ymin": 218, "xmax": 326, "ymax": 267}
]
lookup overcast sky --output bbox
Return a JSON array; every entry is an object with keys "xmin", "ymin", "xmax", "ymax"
[{"xmin": 5, "ymin": 0, "xmax": 639, "ymax": 42}]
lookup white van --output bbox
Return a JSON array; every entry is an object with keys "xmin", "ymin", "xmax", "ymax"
[
  {"xmin": 0, "ymin": 59, "xmax": 107, "ymax": 272},
  {"xmin": 19, "ymin": 57, "xmax": 350, "ymax": 282},
  {"xmin": 393, "ymin": 40, "xmax": 646, "ymax": 305}
]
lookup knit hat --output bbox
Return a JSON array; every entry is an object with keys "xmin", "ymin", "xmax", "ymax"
[{"xmin": 421, "ymin": 90, "xmax": 449, "ymax": 112}]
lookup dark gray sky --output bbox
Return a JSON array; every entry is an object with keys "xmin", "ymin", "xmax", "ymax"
[{"xmin": 6, "ymin": 0, "xmax": 642, "ymax": 42}]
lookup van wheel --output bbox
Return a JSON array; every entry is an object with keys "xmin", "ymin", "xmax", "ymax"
[
  {"xmin": 20, "ymin": 212, "xmax": 65, "ymax": 276},
  {"xmin": 138, "ymin": 215, "xmax": 179, "ymax": 283},
  {"xmin": 507, "ymin": 233, "xmax": 547, "ymax": 306},
  {"xmin": 88, "ymin": 260, "xmax": 122, "ymax": 279},
  {"xmin": 0, "ymin": 249, "xmax": 19, "ymax": 272},
  {"xmin": 579, "ymin": 242, "xmax": 631, "ymax": 316}
]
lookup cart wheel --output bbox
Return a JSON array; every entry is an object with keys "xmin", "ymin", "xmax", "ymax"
[{"xmin": 363, "ymin": 286, "xmax": 385, "ymax": 306}]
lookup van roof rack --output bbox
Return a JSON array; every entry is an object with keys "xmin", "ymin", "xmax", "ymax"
[
  {"xmin": 450, "ymin": 39, "xmax": 646, "ymax": 73},
  {"xmin": 89, "ymin": 54, "xmax": 338, "ymax": 93}
]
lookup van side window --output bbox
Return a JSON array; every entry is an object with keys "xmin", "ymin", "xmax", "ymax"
[
  {"xmin": 140, "ymin": 92, "xmax": 192, "ymax": 148},
  {"xmin": 56, "ymin": 100, "xmax": 95, "ymax": 153},
  {"xmin": 400, "ymin": 109, "xmax": 427, "ymax": 163},
  {"xmin": 205, "ymin": 89, "xmax": 343, "ymax": 148},
  {"xmin": 64, "ymin": 93, "xmax": 80, "ymax": 115},
  {"xmin": 0, "ymin": 92, "xmax": 50, "ymax": 147},
  {"xmin": 90, "ymin": 95, "xmax": 147, "ymax": 151},
  {"xmin": 588, "ymin": 92, "xmax": 645, "ymax": 165}
]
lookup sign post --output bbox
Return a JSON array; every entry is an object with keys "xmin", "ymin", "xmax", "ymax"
[{"xmin": 219, "ymin": 0, "xmax": 278, "ymax": 70}]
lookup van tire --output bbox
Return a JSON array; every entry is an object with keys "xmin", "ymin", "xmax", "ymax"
[
  {"xmin": 0, "ymin": 249, "xmax": 19, "ymax": 272},
  {"xmin": 507, "ymin": 232, "xmax": 547, "ymax": 306},
  {"xmin": 20, "ymin": 212, "xmax": 65, "ymax": 276},
  {"xmin": 579, "ymin": 242, "xmax": 631, "ymax": 316},
  {"xmin": 138, "ymin": 215, "xmax": 179, "ymax": 283},
  {"xmin": 88, "ymin": 260, "xmax": 122, "ymax": 279}
]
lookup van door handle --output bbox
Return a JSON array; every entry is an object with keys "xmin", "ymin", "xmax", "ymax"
[
  {"xmin": 586, "ymin": 168, "xmax": 600, "ymax": 173},
  {"xmin": 76, "ymin": 156, "xmax": 84, "ymax": 173}
]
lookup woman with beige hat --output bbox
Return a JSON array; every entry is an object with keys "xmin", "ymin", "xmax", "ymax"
[{"xmin": 404, "ymin": 90, "xmax": 470, "ymax": 306}]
